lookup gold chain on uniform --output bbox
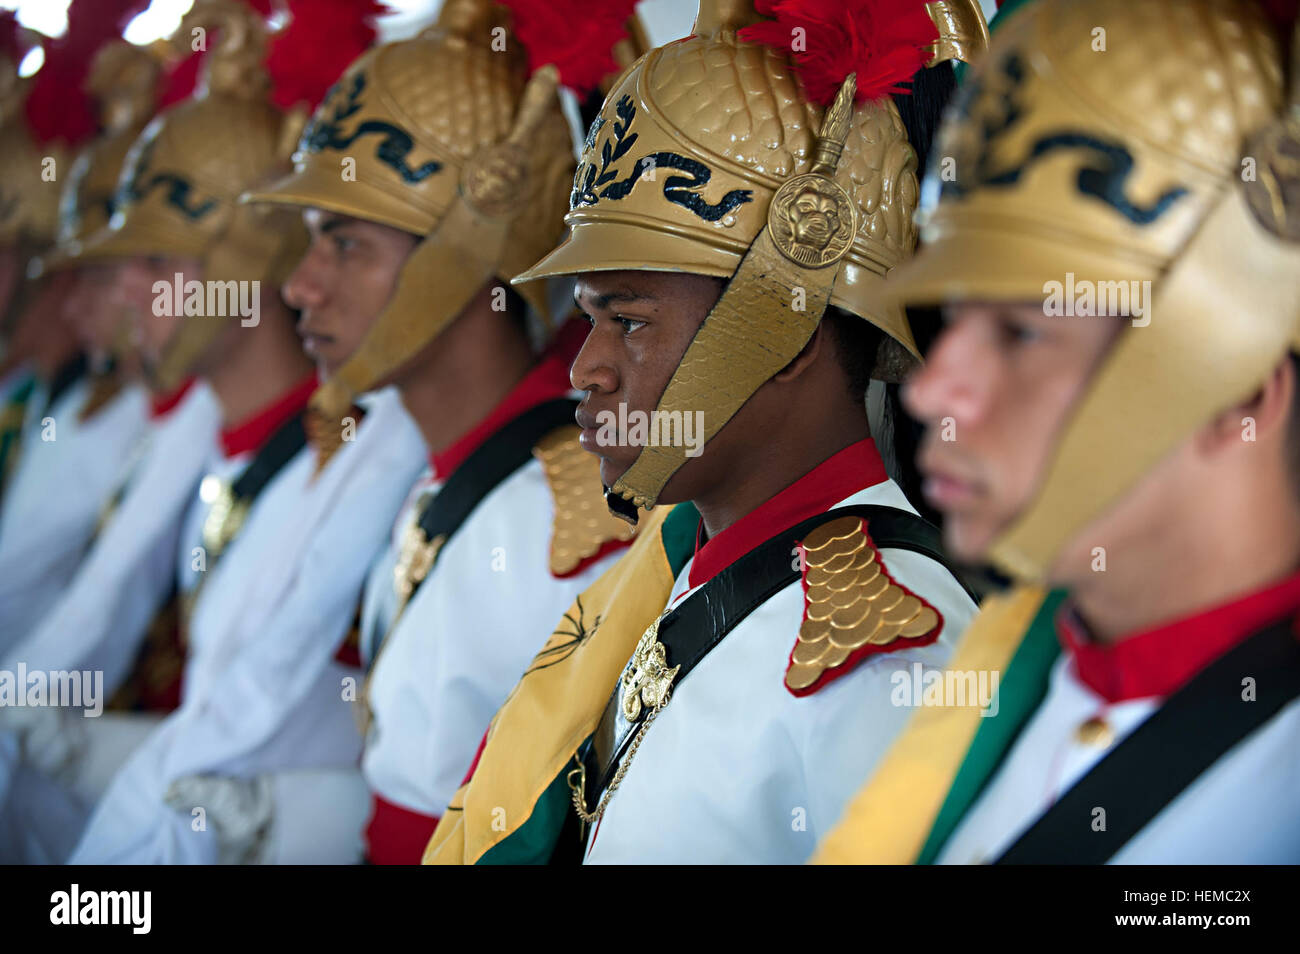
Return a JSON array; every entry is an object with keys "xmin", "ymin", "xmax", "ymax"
[
  {"xmin": 567, "ymin": 615, "xmax": 680, "ymax": 827},
  {"xmin": 355, "ymin": 510, "xmax": 444, "ymax": 736}
]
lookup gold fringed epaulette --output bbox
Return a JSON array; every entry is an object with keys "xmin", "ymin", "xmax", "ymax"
[
  {"xmin": 785, "ymin": 515, "xmax": 942, "ymax": 697},
  {"xmin": 304, "ymin": 394, "xmax": 364, "ymax": 475},
  {"xmin": 533, "ymin": 426, "xmax": 636, "ymax": 577}
]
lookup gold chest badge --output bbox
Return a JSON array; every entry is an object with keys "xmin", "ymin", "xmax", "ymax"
[
  {"xmin": 619, "ymin": 616, "xmax": 680, "ymax": 723},
  {"xmin": 570, "ymin": 614, "xmax": 679, "ymax": 829},
  {"xmin": 391, "ymin": 515, "xmax": 445, "ymax": 623},
  {"xmin": 354, "ymin": 509, "xmax": 445, "ymax": 738},
  {"xmin": 199, "ymin": 474, "xmax": 251, "ymax": 561}
]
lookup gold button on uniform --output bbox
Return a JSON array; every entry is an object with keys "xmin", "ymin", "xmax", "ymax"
[{"xmin": 1075, "ymin": 715, "xmax": 1114, "ymax": 747}]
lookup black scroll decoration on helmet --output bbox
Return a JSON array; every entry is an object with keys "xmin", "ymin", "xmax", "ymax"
[
  {"xmin": 117, "ymin": 139, "xmax": 219, "ymax": 222},
  {"xmin": 63, "ymin": 167, "xmax": 118, "ymax": 235},
  {"xmin": 297, "ymin": 73, "xmax": 443, "ymax": 185},
  {"xmin": 938, "ymin": 52, "xmax": 1188, "ymax": 226},
  {"xmin": 571, "ymin": 95, "xmax": 755, "ymax": 223}
]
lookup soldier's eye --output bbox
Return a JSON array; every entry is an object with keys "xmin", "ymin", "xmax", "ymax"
[
  {"xmin": 998, "ymin": 318, "xmax": 1041, "ymax": 345},
  {"xmin": 616, "ymin": 316, "xmax": 646, "ymax": 335}
]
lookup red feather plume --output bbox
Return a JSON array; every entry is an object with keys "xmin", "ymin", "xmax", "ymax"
[
  {"xmin": 739, "ymin": 0, "xmax": 939, "ymax": 105},
  {"xmin": 158, "ymin": 49, "xmax": 203, "ymax": 109},
  {"xmin": 23, "ymin": 0, "xmax": 151, "ymax": 146},
  {"xmin": 266, "ymin": 0, "xmax": 387, "ymax": 111},
  {"xmin": 499, "ymin": 0, "xmax": 640, "ymax": 96}
]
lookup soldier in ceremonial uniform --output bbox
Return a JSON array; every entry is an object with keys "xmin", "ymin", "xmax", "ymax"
[
  {"xmin": 0, "ymin": 0, "xmax": 392, "ymax": 863},
  {"xmin": 0, "ymin": 29, "xmax": 153, "ymax": 648},
  {"xmin": 816, "ymin": 0, "xmax": 1300, "ymax": 864},
  {"xmin": 65, "ymin": 0, "xmax": 427, "ymax": 865},
  {"xmin": 244, "ymin": 0, "xmax": 639, "ymax": 864},
  {"xmin": 425, "ymin": 0, "xmax": 988, "ymax": 865},
  {"xmin": 11, "ymin": 37, "xmax": 223, "ymax": 696},
  {"xmin": 0, "ymin": 267, "xmax": 82, "ymax": 506},
  {"xmin": 0, "ymin": 35, "xmax": 216, "ymax": 864},
  {"xmin": 0, "ymin": 14, "xmax": 83, "ymax": 496},
  {"xmin": 0, "ymin": 2, "xmax": 342, "ymax": 863}
]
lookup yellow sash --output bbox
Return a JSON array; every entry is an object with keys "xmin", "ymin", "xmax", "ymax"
[
  {"xmin": 811, "ymin": 585, "xmax": 1048, "ymax": 864},
  {"xmin": 424, "ymin": 505, "xmax": 677, "ymax": 864}
]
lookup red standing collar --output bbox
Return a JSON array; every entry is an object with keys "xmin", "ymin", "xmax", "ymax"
[
  {"xmin": 149, "ymin": 378, "xmax": 196, "ymax": 419},
  {"xmin": 219, "ymin": 373, "xmax": 318, "ymax": 459},
  {"xmin": 1060, "ymin": 567, "xmax": 1300, "ymax": 704},
  {"xmin": 686, "ymin": 438, "xmax": 890, "ymax": 591}
]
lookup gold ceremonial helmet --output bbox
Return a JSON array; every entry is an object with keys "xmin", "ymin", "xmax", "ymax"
[
  {"xmin": 32, "ymin": 41, "xmax": 163, "ymax": 277},
  {"xmin": 244, "ymin": 0, "xmax": 576, "ymax": 465},
  {"xmin": 77, "ymin": 0, "xmax": 307, "ymax": 393},
  {"xmin": 513, "ymin": 0, "xmax": 989, "ymax": 521},
  {"xmin": 0, "ymin": 136, "xmax": 58, "ymax": 249},
  {"xmin": 885, "ymin": 0, "xmax": 1300, "ymax": 582},
  {"xmin": 0, "ymin": 63, "xmax": 59, "ymax": 251}
]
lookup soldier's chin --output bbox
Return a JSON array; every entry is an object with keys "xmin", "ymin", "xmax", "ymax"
[
  {"xmin": 942, "ymin": 514, "xmax": 999, "ymax": 566},
  {"xmin": 140, "ymin": 358, "xmax": 164, "ymax": 390},
  {"xmin": 598, "ymin": 455, "xmax": 632, "ymax": 493},
  {"xmin": 315, "ymin": 356, "xmax": 343, "ymax": 382}
]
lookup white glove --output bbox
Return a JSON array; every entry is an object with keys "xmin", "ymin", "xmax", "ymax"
[{"xmin": 164, "ymin": 773, "xmax": 274, "ymax": 865}]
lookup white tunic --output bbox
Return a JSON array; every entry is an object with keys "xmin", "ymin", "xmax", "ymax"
[
  {"xmin": 937, "ymin": 655, "xmax": 1300, "ymax": 864},
  {"xmin": 584, "ymin": 481, "xmax": 978, "ymax": 864},
  {"xmin": 0, "ymin": 393, "xmax": 293, "ymax": 862},
  {"xmin": 0, "ymin": 385, "xmax": 219, "ymax": 864},
  {"xmin": 360, "ymin": 458, "xmax": 629, "ymax": 823},
  {"xmin": 2, "ymin": 383, "xmax": 219, "ymax": 689},
  {"xmin": 0, "ymin": 380, "xmax": 149, "ymax": 649},
  {"xmin": 69, "ymin": 388, "xmax": 426, "ymax": 864}
]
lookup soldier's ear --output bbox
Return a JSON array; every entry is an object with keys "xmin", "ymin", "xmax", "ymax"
[
  {"xmin": 772, "ymin": 319, "xmax": 828, "ymax": 384},
  {"xmin": 1196, "ymin": 354, "xmax": 1295, "ymax": 458}
]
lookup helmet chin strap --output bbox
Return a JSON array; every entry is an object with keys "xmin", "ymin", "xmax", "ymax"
[
  {"xmin": 606, "ymin": 75, "xmax": 861, "ymax": 523},
  {"xmin": 604, "ymin": 486, "xmax": 642, "ymax": 527}
]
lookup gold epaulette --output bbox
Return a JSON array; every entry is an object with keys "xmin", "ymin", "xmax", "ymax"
[
  {"xmin": 785, "ymin": 515, "xmax": 942, "ymax": 697},
  {"xmin": 304, "ymin": 399, "xmax": 365, "ymax": 474},
  {"xmin": 533, "ymin": 426, "xmax": 636, "ymax": 577}
]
